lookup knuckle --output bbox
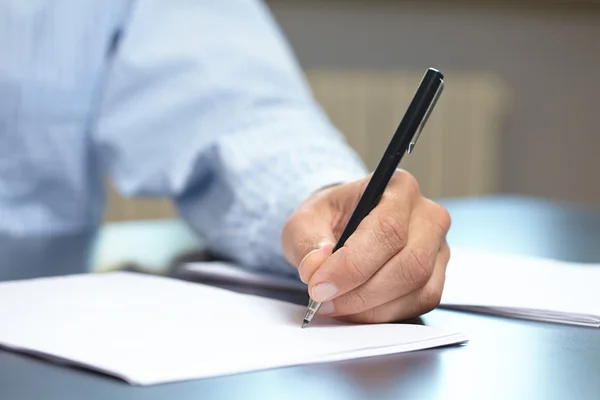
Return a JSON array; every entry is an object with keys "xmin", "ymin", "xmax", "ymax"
[
  {"xmin": 419, "ymin": 284, "xmax": 443, "ymax": 312},
  {"xmin": 297, "ymin": 235, "xmax": 318, "ymax": 257},
  {"xmin": 423, "ymin": 199, "xmax": 451, "ymax": 234},
  {"xmin": 340, "ymin": 249, "xmax": 369, "ymax": 286},
  {"xmin": 403, "ymin": 247, "xmax": 432, "ymax": 287},
  {"xmin": 394, "ymin": 169, "xmax": 421, "ymax": 195},
  {"xmin": 342, "ymin": 289, "xmax": 370, "ymax": 313},
  {"xmin": 434, "ymin": 203, "xmax": 452, "ymax": 232},
  {"xmin": 374, "ymin": 213, "xmax": 408, "ymax": 253}
]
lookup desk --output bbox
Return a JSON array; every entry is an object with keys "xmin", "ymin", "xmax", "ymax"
[{"xmin": 1, "ymin": 196, "xmax": 599, "ymax": 400}]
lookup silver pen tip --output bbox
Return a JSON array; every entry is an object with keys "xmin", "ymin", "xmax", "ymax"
[{"xmin": 301, "ymin": 320, "xmax": 309, "ymax": 329}]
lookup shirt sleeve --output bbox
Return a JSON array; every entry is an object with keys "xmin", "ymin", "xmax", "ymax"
[{"xmin": 93, "ymin": 0, "xmax": 368, "ymax": 276}]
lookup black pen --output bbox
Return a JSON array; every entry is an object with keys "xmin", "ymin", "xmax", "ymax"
[{"xmin": 301, "ymin": 68, "xmax": 445, "ymax": 328}]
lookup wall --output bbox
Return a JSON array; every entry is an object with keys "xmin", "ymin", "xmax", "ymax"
[{"xmin": 267, "ymin": 1, "xmax": 600, "ymax": 206}]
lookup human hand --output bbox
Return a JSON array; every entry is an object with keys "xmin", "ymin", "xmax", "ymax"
[{"xmin": 281, "ymin": 169, "xmax": 451, "ymax": 323}]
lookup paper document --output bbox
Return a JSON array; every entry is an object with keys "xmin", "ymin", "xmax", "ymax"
[
  {"xmin": 440, "ymin": 247, "xmax": 600, "ymax": 327},
  {"xmin": 182, "ymin": 247, "xmax": 600, "ymax": 327},
  {"xmin": 183, "ymin": 261, "xmax": 308, "ymax": 292},
  {"xmin": 0, "ymin": 272, "xmax": 467, "ymax": 385}
]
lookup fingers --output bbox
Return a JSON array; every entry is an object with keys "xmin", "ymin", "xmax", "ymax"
[
  {"xmin": 282, "ymin": 168, "xmax": 453, "ymax": 324},
  {"xmin": 297, "ymin": 242, "xmax": 334, "ymax": 284},
  {"xmin": 281, "ymin": 199, "xmax": 337, "ymax": 283},
  {"xmin": 282, "ymin": 209, "xmax": 334, "ymax": 265},
  {"xmin": 332, "ymin": 242, "xmax": 450, "ymax": 324},
  {"xmin": 322, "ymin": 207, "xmax": 449, "ymax": 317},
  {"xmin": 308, "ymin": 170, "xmax": 424, "ymax": 303},
  {"xmin": 281, "ymin": 179, "xmax": 368, "ymax": 284}
]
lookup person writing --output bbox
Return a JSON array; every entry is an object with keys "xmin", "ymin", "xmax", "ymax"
[{"xmin": 0, "ymin": 0, "xmax": 450, "ymax": 324}]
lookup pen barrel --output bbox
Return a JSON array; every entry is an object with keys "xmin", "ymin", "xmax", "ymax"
[
  {"xmin": 303, "ymin": 68, "xmax": 444, "ymax": 327},
  {"xmin": 333, "ymin": 68, "xmax": 444, "ymax": 252}
]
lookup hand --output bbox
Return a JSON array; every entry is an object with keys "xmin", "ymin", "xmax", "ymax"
[{"xmin": 281, "ymin": 169, "xmax": 451, "ymax": 324}]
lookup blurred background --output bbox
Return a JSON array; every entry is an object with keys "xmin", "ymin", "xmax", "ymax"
[{"xmin": 96, "ymin": 0, "xmax": 600, "ymax": 270}]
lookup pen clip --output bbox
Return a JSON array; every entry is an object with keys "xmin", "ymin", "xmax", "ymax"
[{"xmin": 407, "ymin": 78, "xmax": 444, "ymax": 154}]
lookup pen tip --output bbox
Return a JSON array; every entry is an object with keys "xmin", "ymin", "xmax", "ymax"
[{"xmin": 301, "ymin": 320, "xmax": 308, "ymax": 329}]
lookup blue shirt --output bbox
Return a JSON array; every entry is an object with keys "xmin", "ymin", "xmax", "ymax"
[{"xmin": 0, "ymin": 0, "xmax": 367, "ymax": 274}]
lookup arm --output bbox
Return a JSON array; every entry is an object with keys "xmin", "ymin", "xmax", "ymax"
[{"xmin": 93, "ymin": 0, "xmax": 367, "ymax": 275}]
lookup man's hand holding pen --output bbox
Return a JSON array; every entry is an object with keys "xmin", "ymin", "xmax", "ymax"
[{"xmin": 281, "ymin": 169, "xmax": 451, "ymax": 324}]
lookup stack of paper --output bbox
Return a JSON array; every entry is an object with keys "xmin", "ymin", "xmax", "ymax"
[
  {"xmin": 0, "ymin": 272, "xmax": 467, "ymax": 385},
  {"xmin": 440, "ymin": 247, "xmax": 600, "ymax": 327},
  {"xmin": 181, "ymin": 247, "xmax": 600, "ymax": 327},
  {"xmin": 181, "ymin": 261, "xmax": 308, "ymax": 292}
]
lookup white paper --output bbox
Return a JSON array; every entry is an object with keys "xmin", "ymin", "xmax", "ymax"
[
  {"xmin": 183, "ymin": 248, "xmax": 600, "ymax": 328},
  {"xmin": 0, "ymin": 272, "xmax": 467, "ymax": 385},
  {"xmin": 440, "ymin": 247, "xmax": 600, "ymax": 327},
  {"xmin": 183, "ymin": 261, "xmax": 308, "ymax": 291}
]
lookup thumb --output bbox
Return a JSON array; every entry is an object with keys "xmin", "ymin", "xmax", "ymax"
[{"xmin": 281, "ymin": 210, "xmax": 336, "ymax": 284}]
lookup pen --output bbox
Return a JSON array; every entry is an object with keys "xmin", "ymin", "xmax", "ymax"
[{"xmin": 301, "ymin": 67, "xmax": 445, "ymax": 328}]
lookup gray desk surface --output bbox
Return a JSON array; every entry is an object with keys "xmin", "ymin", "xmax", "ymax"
[{"xmin": 1, "ymin": 196, "xmax": 599, "ymax": 400}]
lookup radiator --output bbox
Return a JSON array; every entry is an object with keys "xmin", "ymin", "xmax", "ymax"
[
  {"xmin": 103, "ymin": 69, "xmax": 512, "ymax": 222},
  {"xmin": 306, "ymin": 69, "xmax": 512, "ymax": 199}
]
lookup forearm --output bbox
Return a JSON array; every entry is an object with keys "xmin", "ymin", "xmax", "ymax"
[
  {"xmin": 92, "ymin": 0, "xmax": 368, "ymax": 275},
  {"xmin": 177, "ymin": 107, "xmax": 367, "ymax": 276}
]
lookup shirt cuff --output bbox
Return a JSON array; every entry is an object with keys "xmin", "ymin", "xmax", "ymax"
[{"xmin": 248, "ymin": 148, "xmax": 368, "ymax": 277}]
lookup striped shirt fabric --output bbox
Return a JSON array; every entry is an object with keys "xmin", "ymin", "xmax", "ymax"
[{"xmin": 0, "ymin": 0, "xmax": 367, "ymax": 275}]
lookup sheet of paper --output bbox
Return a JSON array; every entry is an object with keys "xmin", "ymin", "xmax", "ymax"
[
  {"xmin": 183, "ymin": 261, "xmax": 308, "ymax": 292},
  {"xmin": 440, "ymin": 247, "xmax": 600, "ymax": 327},
  {"xmin": 0, "ymin": 272, "xmax": 467, "ymax": 385},
  {"xmin": 183, "ymin": 247, "xmax": 600, "ymax": 328}
]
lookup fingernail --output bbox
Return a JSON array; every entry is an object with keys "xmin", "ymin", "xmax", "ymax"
[
  {"xmin": 311, "ymin": 282, "xmax": 338, "ymax": 302},
  {"xmin": 318, "ymin": 301, "xmax": 335, "ymax": 315}
]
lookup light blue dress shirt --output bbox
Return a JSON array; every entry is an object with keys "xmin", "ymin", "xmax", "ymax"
[{"xmin": 0, "ymin": 0, "xmax": 367, "ymax": 274}]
